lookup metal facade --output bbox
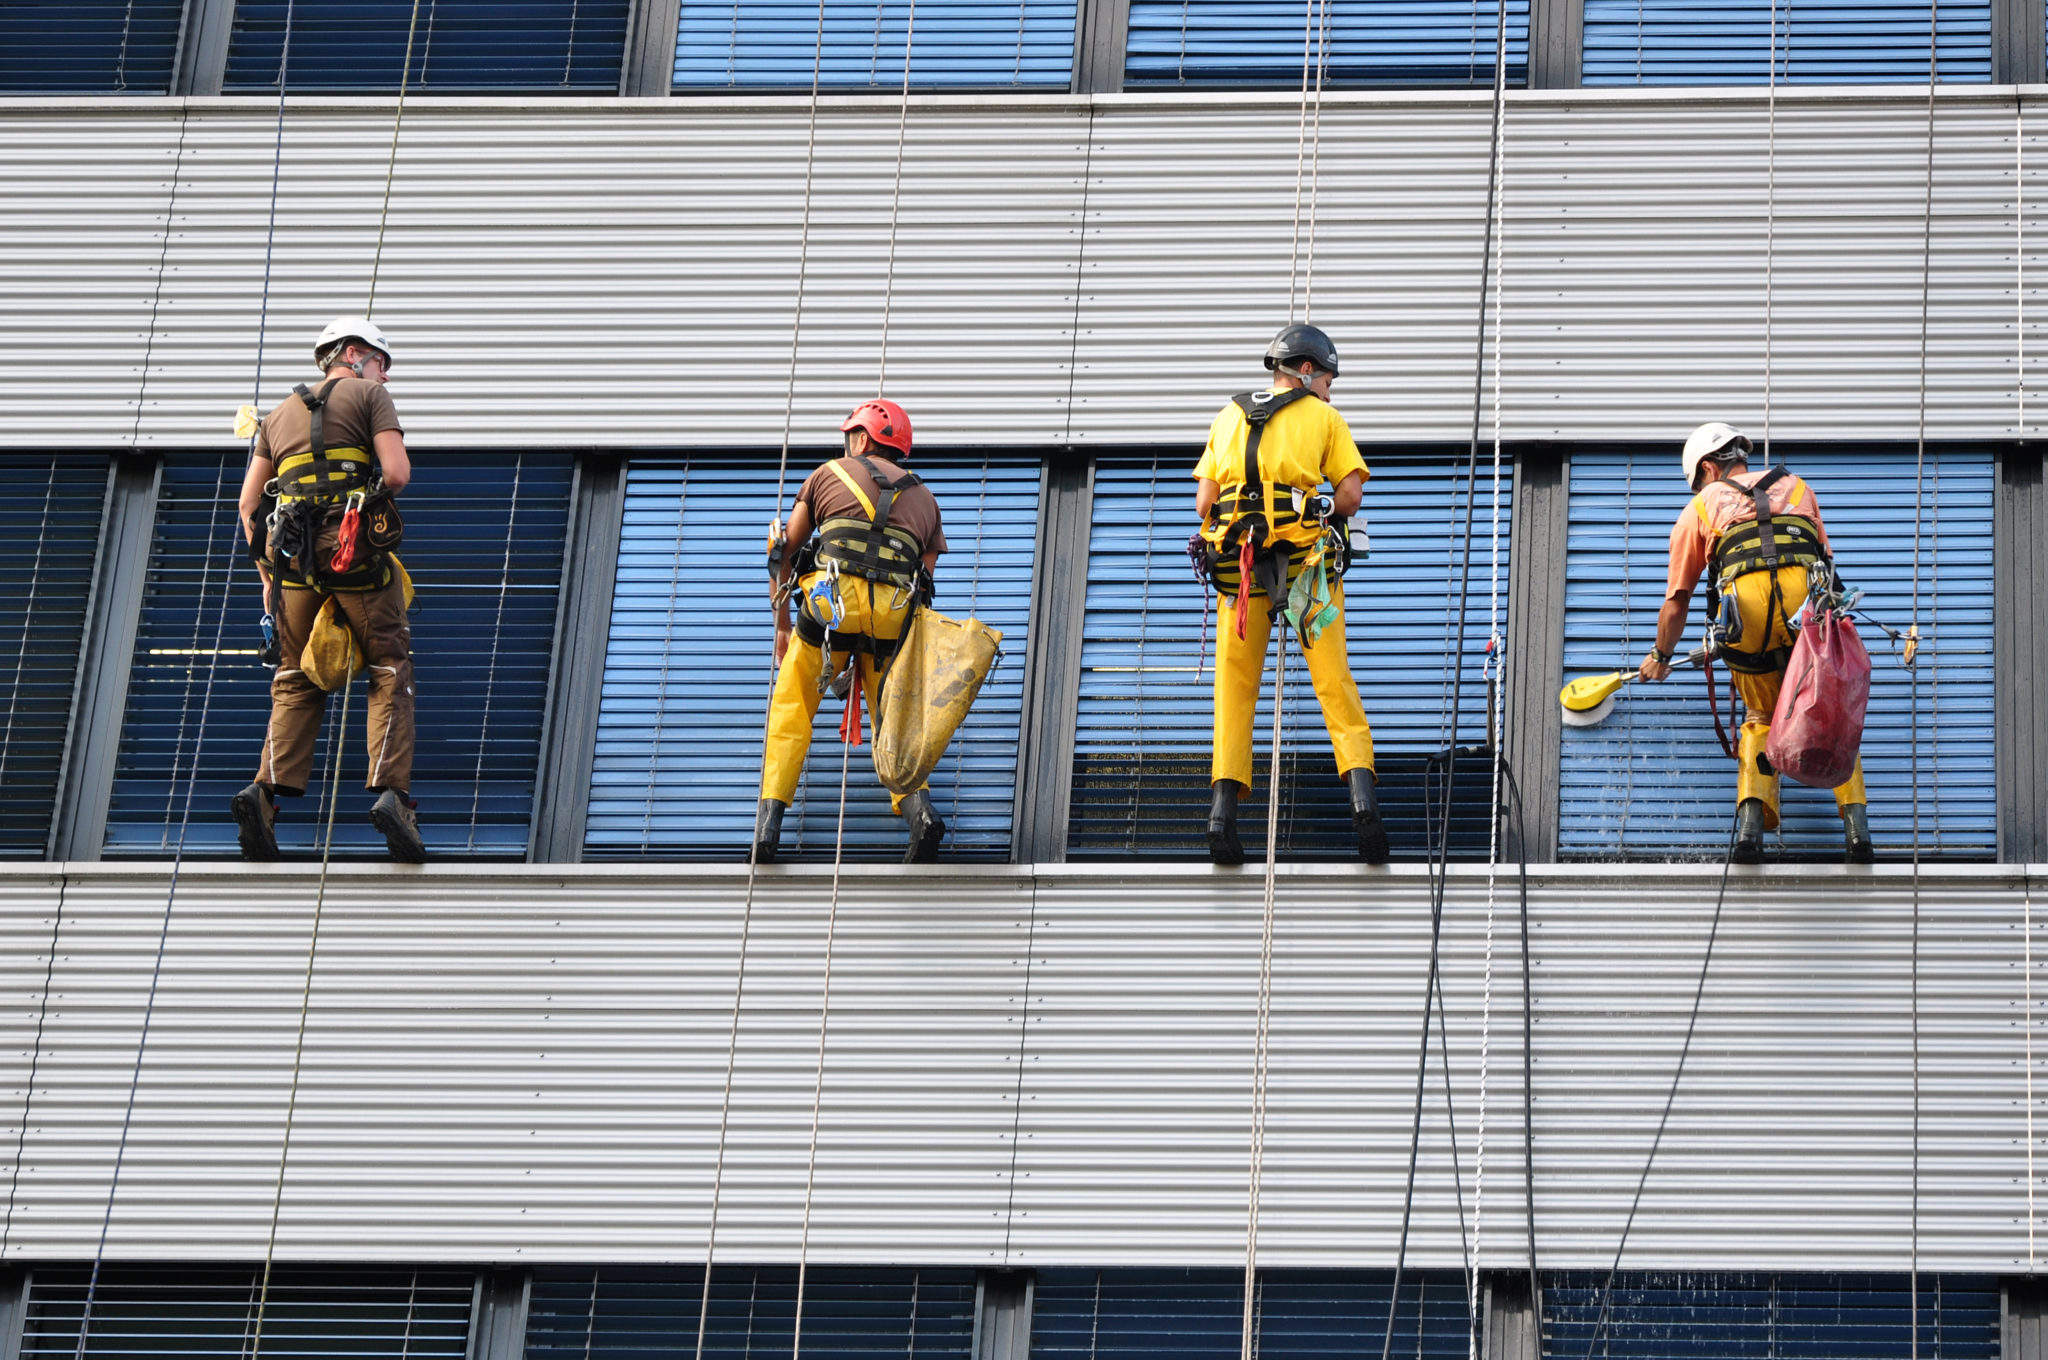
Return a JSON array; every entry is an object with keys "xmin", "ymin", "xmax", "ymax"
[
  {"xmin": 0, "ymin": 88, "xmax": 2038, "ymax": 451},
  {"xmin": 0, "ymin": 861, "xmax": 2037, "ymax": 1272}
]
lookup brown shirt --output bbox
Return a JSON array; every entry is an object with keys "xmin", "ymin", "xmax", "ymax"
[
  {"xmin": 796, "ymin": 454, "xmax": 947, "ymax": 556},
  {"xmin": 252, "ymin": 375, "xmax": 403, "ymax": 466}
]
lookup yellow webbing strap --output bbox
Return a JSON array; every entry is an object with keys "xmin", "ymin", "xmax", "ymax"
[{"xmin": 825, "ymin": 460, "xmax": 878, "ymax": 520}]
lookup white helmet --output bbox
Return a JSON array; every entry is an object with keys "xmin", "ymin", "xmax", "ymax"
[
  {"xmin": 1681, "ymin": 421, "xmax": 1752, "ymax": 489},
  {"xmin": 314, "ymin": 315, "xmax": 393, "ymax": 370}
]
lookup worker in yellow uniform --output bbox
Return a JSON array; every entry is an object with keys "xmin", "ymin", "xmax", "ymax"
[
  {"xmin": 233, "ymin": 316, "xmax": 423, "ymax": 863},
  {"xmin": 1637, "ymin": 421, "xmax": 1874, "ymax": 864},
  {"xmin": 756, "ymin": 399, "xmax": 948, "ymax": 864},
  {"xmin": 1195, "ymin": 323, "xmax": 1388, "ymax": 866}
]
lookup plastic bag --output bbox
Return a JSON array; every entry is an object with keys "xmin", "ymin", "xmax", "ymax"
[
  {"xmin": 873, "ymin": 608, "xmax": 1003, "ymax": 796},
  {"xmin": 299, "ymin": 556, "xmax": 414, "ymax": 692},
  {"xmin": 1765, "ymin": 605, "xmax": 1871, "ymax": 788}
]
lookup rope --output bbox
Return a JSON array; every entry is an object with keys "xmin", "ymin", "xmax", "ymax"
[
  {"xmin": 2, "ymin": 872, "xmax": 65, "ymax": 1257},
  {"xmin": 72, "ymin": 9, "xmax": 297, "ymax": 1349},
  {"xmin": 1301, "ymin": 0, "xmax": 1333, "ymax": 318},
  {"xmin": 876, "ymin": 0, "xmax": 920, "ymax": 395},
  {"xmin": 130, "ymin": 105, "xmax": 193, "ymax": 453},
  {"xmin": 1763, "ymin": 0, "xmax": 1778, "ymax": 457},
  {"xmin": 1498, "ymin": 761, "xmax": 1544, "ymax": 1358},
  {"xmin": 1238, "ymin": 620, "xmax": 1287, "ymax": 1360},
  {"xmin": 366, "ymin": 0, "xmax": 427, "ymax": 314},
  {"xmin": 694, "ymin": 0, "xmax": 829, "ymax": 1343},
  {"xmin": 1286, "ymin": 0, "xmax": 1317, "ymax": 319}
]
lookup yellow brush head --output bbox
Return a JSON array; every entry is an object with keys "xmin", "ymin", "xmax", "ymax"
[{"xmin": 1559, "ymin": 670, "xmax": 1628, "ymax": 712}]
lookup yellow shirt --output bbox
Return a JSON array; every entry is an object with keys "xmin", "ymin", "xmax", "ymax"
[{"xmin": 1194, "ymin": 386, "xmax": 1369, "ymax": 549}]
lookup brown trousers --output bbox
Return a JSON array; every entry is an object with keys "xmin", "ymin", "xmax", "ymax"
[{"xmin": 256, "ymin": 548, "xmax": 414, "ymax": 797}]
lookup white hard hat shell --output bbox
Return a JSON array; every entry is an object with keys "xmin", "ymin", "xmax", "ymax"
[
  {"xmin": 315, "ymin": 315, "xmax": 393, "ymax": 368},
  {"xmin": 1681, "ymin": 420, "xmax": 1751, "ymax": 488}
]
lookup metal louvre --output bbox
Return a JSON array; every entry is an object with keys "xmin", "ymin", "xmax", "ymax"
[
  {"xmin": 584, "ymin": 453, "xmax": 1038, "ymax": 860},
  {"xmin": 1557, "ymin": 447, "xmax": 1995, "ymax": 860},
  {"xmin": 0, "ymin": 90, "xmax": 2037, "ymax": 452},
  {"xmin": 224, "ymin": 2, "xmax": 632, "ymax": 92},
  {"xmin": 0, "ymin": 861, "xmax": 2031, "ymax": 1271},
  {"xmin": 0, "ymin": 2, "xmax": 184, "ymax": 95},
  {"xmin": 20, "ymin": 1265, "xmax": 476, "ymax": 1360},
  {"xmin": 524, "ymin": 1265, "xmax": 978, "ymax": 1358},
  {"xmin": 1582, "ymin": 0, "xmax": 1991, "ymax": 85},
  {"xmin": 674, "ymin": 0, "xmax": 1078, "ymax": 89},
  {"xmin": 0, "ymin": 455, "xmax": 111, "ymax": 859},
  {"xmin": 101, "ymin": 450, "xmax": 571, "ymax": 859},
  {"xmin": 1066, "ymin": 452, "xmax": 1509, "ymax": 859},
  {"xmin": 1123, "ymin": 0, "xmax": 1529, "ymax": 88}
]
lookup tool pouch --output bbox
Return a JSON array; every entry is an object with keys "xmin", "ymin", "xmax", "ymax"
[{"xmin": 363, "ymin": 487, "xmax": 404, "ymax": 552}]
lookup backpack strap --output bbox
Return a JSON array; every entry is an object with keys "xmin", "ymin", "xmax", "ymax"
[{"xmin": 1746, "ymin": 464, "xmax": 1790, "ymax": 567}]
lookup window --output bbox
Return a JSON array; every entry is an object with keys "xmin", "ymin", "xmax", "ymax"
[
  {"xmin": 1123, "ymin": 0, "xmax": 1528, "ymax": 88},
  {"xmin": 0, "ymin": 1, "xmax": 184, "ymax": 93},
  {"xmin": 584, "ymin": 453, "xmax": 1038, "ymax": 860},
  {"xmin": 525, "ymin": 1266, "xmax": 976, "ymax": 1359},
  {"xmin": 102, "ymin": 450, "xmax": 572, "ymax": 859},
  {"xmin": 1582, "ymin": 0, "xmax": 1990, "ymax": 84},
  {"xmin": 0, "ymin": 455, "xmax": 109, "ymax": 859},
  {"xmin": 1558, "ymin": 446, "xmax": 1994, "ymax": 859},
  {"xmin": 22, "ymin": 1265, "xmax": 474, "ymax": 1360},
  {"xmin": 1068, "ymin": 452, "xmax": 1510, "ymax": 860},
  {"xmin": 224, "ymin": 1, "xmax": 630, "ymax": 92},
  {"xmin": 674, "ymin": 0, "xmax": 1078, "ymax": 88}
]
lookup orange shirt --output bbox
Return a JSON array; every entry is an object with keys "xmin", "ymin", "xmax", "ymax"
[{"xmin": 1665, "ymin": 467, "xmax": 1831, "ymax": 599}]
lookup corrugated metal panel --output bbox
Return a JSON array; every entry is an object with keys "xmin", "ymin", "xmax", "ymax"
[
  {"xmin": 0, "ymin": 3, "xmax": 185, "ymax": 95},
  {"xmin": 1581, "ymin": 0, "xmax": 1990, "ymax": 86},
  {"xmin": 674, "ymin": 0, "xmax": 1077, "ymax": 89},
  {"xmin": 1557, "ymin": 447, "xmax": 1995, "ymax": 860},
  {"xmin": 0, "ymin": 862, "xmax": 2034, "ymax": 1272},
  {"xmin": 100, "ymin": 450, "xmax": 571, "ymax": 859},
  {"xmin": 0, "ymin": 90, "xmax": 2037, "ymax": 451},
  {"xmin": 0, "ymin": 455, "xmax": 111, "ymax": 860},
  {"xmin": 224, "ymin": 2, "xmax": 632, "ymax": 92},
  {"xmin": 1067, "ymin": 452, "xmax": 1508, "ymax": 859},
  {"xmin": 584, "ymin": 453, "xmax": 1038, "ymax": 861},
  {"xmin": 1122, "ymin": 0, "xmax": 1527, "ymax": 88}
]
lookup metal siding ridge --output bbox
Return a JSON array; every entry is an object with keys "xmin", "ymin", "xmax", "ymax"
[{"xmin": 0, "ymin": 861, "xmax": 2034, "ymax": 1271}]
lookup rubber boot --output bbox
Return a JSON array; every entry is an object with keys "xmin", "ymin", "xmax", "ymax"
[
  {"xmin": 901, "ymin": 790, "xmax": 945, "ymax": 863},
  {"xmin": 753, "ymin": 798, "xmax": 786, "ymax": 864},
  {"xmin": 1347, "ymin": 767, "xmax": 1391, "ymax": 865},
  {"xmin": 231, "ymin": 782, "xmax": 279, "ymax": 861},
  {"xmin": 1732, "ymin": 798, "xmax": 1767, "ymax": 865},
  {"xmin": 1206, "ymin": 781, "xmax": 1244, "ymax": 866},
  {"xmin": 369, "ymin": 788, "xmax": 426, "ymax": 863},
  {"xmin": 1841, "ymin": 803, "xmax": 1875, "ymax": 864}
]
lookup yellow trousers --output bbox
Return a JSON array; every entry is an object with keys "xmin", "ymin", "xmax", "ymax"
[
  {"xmin": 760, "ymin": 571, "xmax": 923, "ymax": 812},
  {"xmin": 1722, "ymin": 565, "xmax": 1867, "ymax": 829},
  {"xmin": 1212, "ymin": 575, "xmax": 1375, "ymax": 790}
]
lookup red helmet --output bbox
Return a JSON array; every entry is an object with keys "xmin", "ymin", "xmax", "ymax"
[{"xmin": 840, "ymin": 398, "xmax": 913, "ymax": 458}]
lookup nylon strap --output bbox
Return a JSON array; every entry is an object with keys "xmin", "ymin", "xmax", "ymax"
[
  {"xmin": 1747, "ymin": 464, "xmax": 1789, "ymax": 566},
  {"xmin": 1220, "ymin": 387, "xmax": 1316, "ymax": 548}
]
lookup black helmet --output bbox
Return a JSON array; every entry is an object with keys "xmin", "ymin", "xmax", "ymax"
[{"xmin": 1263, "ymin": 322, "xmax": 1340, "ymax": 378}]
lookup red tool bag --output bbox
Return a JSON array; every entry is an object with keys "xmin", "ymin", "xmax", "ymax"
[{"xmin": 1765, "ymin": 606, "xmax": 1871, "ymax": 788}]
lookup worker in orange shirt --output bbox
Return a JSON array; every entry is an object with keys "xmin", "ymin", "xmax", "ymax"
[{"xmin": 1636, "ymin": 422, "xmax": 1873, "ymax": 864}]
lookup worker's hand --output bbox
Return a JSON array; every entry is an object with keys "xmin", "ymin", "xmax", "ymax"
[
  {"xmin": 1638, "ymin": 651, "xmax": 1671, "ymax": 683},
  {"xmin": 774, "ymin": 614, "xmax": 792, "ymax": 666}
]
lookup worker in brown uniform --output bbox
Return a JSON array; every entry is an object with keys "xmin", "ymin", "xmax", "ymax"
[
  {"xmin": 756, "ymin": 399, "xmax": 948, "ymax": 863},
  {"xmin": 232, "ymin": 316, "xmax": 423, "ymax": 862}
]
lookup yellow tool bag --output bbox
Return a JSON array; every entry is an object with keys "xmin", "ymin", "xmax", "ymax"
[
  {"xmin": 300, "ymin": 557, "xmax": 413, "ymax": 691},
  {"xmin": 873, "ymin": 607, "xmax": 1003, "ymax": 796}
]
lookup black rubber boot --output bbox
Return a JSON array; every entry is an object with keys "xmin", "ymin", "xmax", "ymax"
[
  {"xmin": 1732, "ymin": 798, "xmax": 1767, "ymax": 865},
  {"xmin": 369, "ymin": 788, "xmax": 426, "ymax": 863},
  {"xmin": 1842, "ymin": 803, "xmax": 1875, "ymax": 864},
  {"xmin": 1347, "ymin": 768, "xmax": 1391, "ymax": 865},
  {"xmin": 901, "ymin": 790, "xmax": 945, "ymax": 863},
  {"xmin": 1206, "ymin": 782, "xmax": 1244, "ymax": 866},
  {"xmin": 753, "ymin": 798, "xmax": 786, "ymax": 864},
  {"xmin": 231, "ymin": 782, "xmax": 279, "ymax": 861}
]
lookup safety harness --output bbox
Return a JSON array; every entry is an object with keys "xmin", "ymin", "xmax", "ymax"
[
  {"xmin": 274, "ymin": 379, "xmax": 377, "ymax": 503},
  {"xmin": 259, "ymin": 379, "xmax": 393, "ymax": 593},
  {"xmin": 794, "ymin": 455, "xmax": 928, "ymax": 660},
  {"xmin": 1208, "ymin": 387, "xmax": 1318, "ymax": 552},
  {"xmin": 1702, "ymin": 464, "xmax": 1827, "ymax": 676}
]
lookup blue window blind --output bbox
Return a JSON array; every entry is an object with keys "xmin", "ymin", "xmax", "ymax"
[
  {"xmin": 0, "ymin": 2, "xmax": 184, "ymax": 93},
  {"xmin": 1029, "ymin": 1269, "xmax": 1472, "ymax": 1359},
  {"xmin": 674, "ymin": 0, "xmax": 1078, "ymax": 89},
  {"xmin": 22, "ymin": 1265, "xmax": 475, "ymax": 1360},
  {"xmin": 1542, "ymin": 1272, "xmax": 2000, "ymax": 1358},
  {"xmin": 1124, "ymin": 0, "xmax": 1527, "ymax": 88},
  {"xmin": 224, "ymin": 1, "xmax": 630, "ymax": 92},
  {"xmin": 0, "ymin": 455, "xmax": 109, "ymax": 859},
  {"xmin": 1068, "ymin": 452, "xmax": 1510, "ymax": 860},
  {"xmin": 524, "ymin": 1266, "xmax": 976, "ymax": 1360},
  {"xmin": 103, "ymin": 450, "xmax": 572, "ymax": 859},
  {"xmin": 1558, "ymin": 446, "xmax": 1993, "ymax": 860},
  {"xmin": 585, "ymin": 453, "xmax": 1038, "ymax": 860},
  {"xmin": 1582, "ymin": 0, "xmax": 1989, "ymax": 84}
]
